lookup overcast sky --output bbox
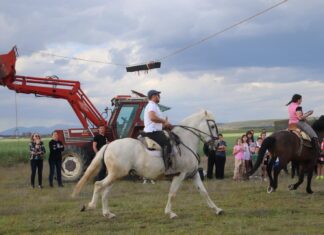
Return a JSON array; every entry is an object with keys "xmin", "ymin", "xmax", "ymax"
[{"xmin": 1, "ymin": 0, "xmax": 324, "ymax": 132}]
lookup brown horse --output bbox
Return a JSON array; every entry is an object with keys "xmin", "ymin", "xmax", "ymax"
[{"xmin": 248, "ymin": 116, "xmax": 324, "ymax": 194}]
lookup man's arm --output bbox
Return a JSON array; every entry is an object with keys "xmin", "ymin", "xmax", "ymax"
[{"xmin": 148, "ymin": 111, "xmax": 171, "ymax": 128}]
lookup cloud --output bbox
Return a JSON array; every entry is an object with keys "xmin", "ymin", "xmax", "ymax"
[{"xmin": 1, "ymin": 0, "xmax": 324, "ymax": 132}]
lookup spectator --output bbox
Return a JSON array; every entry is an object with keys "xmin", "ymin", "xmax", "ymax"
[
  {"xmin": 260, "ymin": 129, "xmax": 267, "ymax": 140},
  {"xmin": 29, "ymin": 133, "xmax": 46, "ymax": 189},
  {"xmin": 203, "ymin": 139, "xmax": 218, "ymax": 179},
  {"xmin": 316, "ymin": 139, "xmax": 324, "ymax": 180},
  {"xmin": 93, "ymin": 125, "xmax": 109, "ymax": 181},
  {"xmin": 241, "ymin": 134, "xmax": 251, "ymax": 179},
  {"xmin": 48, "ymin": 131, "xmax": 65, "ymax": 187},
  {"xmin": 246, "ymin": 130, "xmax": 254, "ymax": 143},
  {"xmin": 215, "ymin": 134, "xmax": 227, "ymax": 179},
  {"xmin": 233, "ymin": 138, "xmax": 244, "ymax": 181}
]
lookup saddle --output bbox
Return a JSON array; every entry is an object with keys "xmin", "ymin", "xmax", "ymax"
[
  {"xmin": 137, "ymin": 131, "xmax": 181, "ymax": 151},
  {"xmin": 287, "ymin": 124, "xmax": 312, "ymax": 148}
]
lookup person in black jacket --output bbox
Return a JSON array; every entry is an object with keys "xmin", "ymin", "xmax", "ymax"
[
  {"xmin": 48, "ymin": 131, "xmax": 65, "ymax": 187},
  {"xmin": 29, "ymin": 133, "xmax": 46, "ymax": 189},
  {"xmin": 93, "ymin": 125, "xmax": 109, "ymax": 181},
  {"xmin": 203, "ymin": 138, "xmax": 218, "ymax": 179}
]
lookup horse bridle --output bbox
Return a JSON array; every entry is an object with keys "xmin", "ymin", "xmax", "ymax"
[{"xmin": 173, "ymin": 119, "xmax": 219, "ymax": 163}]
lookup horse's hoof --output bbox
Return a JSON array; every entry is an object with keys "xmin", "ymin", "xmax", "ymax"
[
  {"xmin": 80, "ymin": 205, "xmax": 86, "ymax": 212},
  {"xmin": 170, "ymin": 212, "xmax": 178, "ymax": 219},
  {"xmin": 288, "ymin": 184, "xmax": 295, "ymax": 191},
  {"xmin": 267, "ymin": 186, "xmax": 274, "ymax": 194},
  {"xmin": 216, "ymin": 209, "xmax": 224, "ymax": 215},
  {"xmin": 306, "ymin": 189, "xmax": 313, "ymax": 194},
  {"xmin": 104, "ymin": 213, "xmax": 116, "ymax": 219}
]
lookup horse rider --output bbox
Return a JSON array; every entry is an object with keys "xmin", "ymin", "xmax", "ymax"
[
  {"xmin": 144, "ymin": 89, "xmax": 178, "ymax": 176},
  {"xmin": 287, "ymin": 94, "xmax": 319, "ymax": 151}
]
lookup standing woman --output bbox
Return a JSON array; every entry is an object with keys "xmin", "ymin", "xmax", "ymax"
[
  {"xmin": 48, "ymin": 131, "xmax": 65, "ymax": 187},
  {"xmin": 29, "ymin": 133, "xmax": 46, "ymax": 188}
]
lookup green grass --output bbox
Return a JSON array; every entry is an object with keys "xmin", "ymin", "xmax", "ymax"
[
  {"xmin": 0, "ymin": 164, "xmax": 323, "ymax": 235},
  {"xmin": 0, "ymin": 138, "xmax": 50, "ymax": 166},
  {"xmin": 0, "ymin": 135, "xmax": 323, "ymax": 234}
]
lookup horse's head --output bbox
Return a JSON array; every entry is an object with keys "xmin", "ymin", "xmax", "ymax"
[{"xmin": 198, "ymin": 110, "xmax": 219, "ymax": 142}]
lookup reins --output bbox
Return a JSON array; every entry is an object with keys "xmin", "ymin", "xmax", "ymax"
[{"xmin": 172, "ymin": 124, "xmax": 217, "ymax": 163}]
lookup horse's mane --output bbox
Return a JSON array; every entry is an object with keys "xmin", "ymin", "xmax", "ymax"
[
  {"xmin": 179, "ymin": 110, "xmax": 214, "ymax": 126},
  {"xmin": 312, "ymin": 115, "xmax": 324, "ymax": 132}
]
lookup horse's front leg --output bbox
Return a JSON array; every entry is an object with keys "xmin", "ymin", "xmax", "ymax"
[
  {"xmin": 165, "ymin": 173, "xmax": 186, "ymax": 219},
  {"xmin": 192, "ymin": 173, "xmax": 223, "ymax": 215}
]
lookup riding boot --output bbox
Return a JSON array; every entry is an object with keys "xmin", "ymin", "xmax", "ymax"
[{"xmin": 162, "ymin": 146, "xmax": 179, "ymax": 176}]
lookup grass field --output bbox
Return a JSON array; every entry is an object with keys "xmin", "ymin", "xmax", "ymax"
[{"xmin": 0, "ymin": 135, "xmax": 323, "ymax": 234}]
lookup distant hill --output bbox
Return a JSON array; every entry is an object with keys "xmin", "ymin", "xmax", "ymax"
[
  {"xmin": 218, "ymin": 119, "xmax": 280, "ymax": 132},
  {"xmin": 0, "ymin": 119, "xmax": 283, "ymax": 136},
  {"xmin": 0, "ymin": 124, "xmax": 80, "ymax": 136}
]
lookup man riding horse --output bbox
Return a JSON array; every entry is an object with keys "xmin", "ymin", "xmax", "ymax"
[{"xmin": 143, "ymin": 89, "xmax": 179, "ymax": 176}]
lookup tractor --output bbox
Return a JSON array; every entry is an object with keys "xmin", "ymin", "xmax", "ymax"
[{"xmin": 0, "ymin": 47, "xmax": 169, "ymax": 181}]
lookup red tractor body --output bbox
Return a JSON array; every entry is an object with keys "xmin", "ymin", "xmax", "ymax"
[{"xmin": 0, "ymin": 47, "xmax": 168, "ymax": 181}]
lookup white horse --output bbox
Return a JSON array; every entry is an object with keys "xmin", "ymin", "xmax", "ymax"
[{"xmin": 72, "ymin": 110, "xmax": 223, "ymax": 219}]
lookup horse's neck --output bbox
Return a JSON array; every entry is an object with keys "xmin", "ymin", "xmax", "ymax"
[{"xmin": 173, "ymin": 119, "xmax": 202, "ymax": 152}]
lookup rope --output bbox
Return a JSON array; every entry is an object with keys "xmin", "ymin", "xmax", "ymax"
[{"xmin": 158, "ymin": 0, "xmax": 288, "ymax": 61}]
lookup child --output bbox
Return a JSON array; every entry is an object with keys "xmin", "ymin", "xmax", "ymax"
[
  {"xmin": 233, "ymin": 138, "xmax": 244, "ymax": 181},
  {"xmin": 316, "ymin": 140, "xmax": 324, "ymax": 180}
]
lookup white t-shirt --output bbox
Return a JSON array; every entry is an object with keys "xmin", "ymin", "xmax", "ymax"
[{"xmin": 144, "ymin": 101, "xmax": 163, "ymax": 132}]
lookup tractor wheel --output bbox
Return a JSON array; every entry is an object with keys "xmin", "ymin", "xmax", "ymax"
[{"xmin": 61, "ymin": 147, "xmax": 85, "ymax": 182}]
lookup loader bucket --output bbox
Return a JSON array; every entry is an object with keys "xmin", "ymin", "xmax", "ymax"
[{"xmin": 0, "ymin": 47, "xmax": 17, "ymax": 86}]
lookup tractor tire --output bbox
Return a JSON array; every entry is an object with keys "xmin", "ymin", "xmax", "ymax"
[{"xmin": 61, "ymin": 147, "xmax": 86, "ymax": 182}]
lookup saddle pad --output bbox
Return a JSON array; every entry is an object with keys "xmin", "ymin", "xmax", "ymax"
[
  {"xmin": 144, "ymin": 137, "xmax": 162, "ymax": 151},
  {"xmin": 290, "ymin": 129, "xmax": 311, "ymax": 142}
]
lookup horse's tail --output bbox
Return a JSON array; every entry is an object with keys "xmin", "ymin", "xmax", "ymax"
[
  {"xmin": 248, "ymin": 136, "xmax": 276, "ymax": 176},
  {"xmin": 72, "ymin": 144, "xmax": 107, "ymax": 198}
]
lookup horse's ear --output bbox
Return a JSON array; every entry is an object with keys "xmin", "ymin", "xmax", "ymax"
[{"xmin": 204, "ymin": 110, "xmax": 208, "ymax": 116}]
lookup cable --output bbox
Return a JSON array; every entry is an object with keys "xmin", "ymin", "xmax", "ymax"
[
  {"xmin": 157, "ymin": 0, "xmax": 288, "ymax": 61},
  {"xmin": 17, "ymin": 0, "xmax": 288, "ymax": 67},
  {"xmin": 20, "ymin": 48, "xmax": 127, "ymax": 67}
]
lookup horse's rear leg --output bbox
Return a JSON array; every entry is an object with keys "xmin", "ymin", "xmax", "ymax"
[
  {"xmin": 192, "ymin": 173, "xmax": 223, "ymax": 215},
  {"xmin": 81, "ymin": 179, "xmax": 105, "ymax": 211},
  {"xmin": 266, "ymin": 159, "xmax": 275, "ymax": 193},
  {"xmin": 289, "ymin": 165, "xmax": 305, "ymax": 191},
  {"xmin": 165, "ymin": 173, "xmax": 186, "ymax": 219},
  {"xmin": 306, "ymin": 167, "xmax": 314, "ymax": 194},
  {"xmin": 82, "ymin": 173, "xmax": 117, "ymax": 214},
  {"xmin": 101, "ymin": 184, "xmax": 115, "ymax": 218}
]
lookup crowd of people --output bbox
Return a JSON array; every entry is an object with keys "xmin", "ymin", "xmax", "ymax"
[
  {"xmin": 28, "ymin": 126, "xmax": 108, "ymax": 189},
  {"xmin": 27, "ymin": 91, "xmax": 324, "ymax": 188},
  {"xmin": 232, "ymin": 129, "xmax": 268, "ymax": 181}
]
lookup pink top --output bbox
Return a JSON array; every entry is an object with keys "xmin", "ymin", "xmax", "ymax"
[
  {"xmin": 288, "ymin": 102, "xmax": 299, "ymax": 124},
  {"xmin": 233, "ymin": 145, "xmax": 244, "ymax": 160}
]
